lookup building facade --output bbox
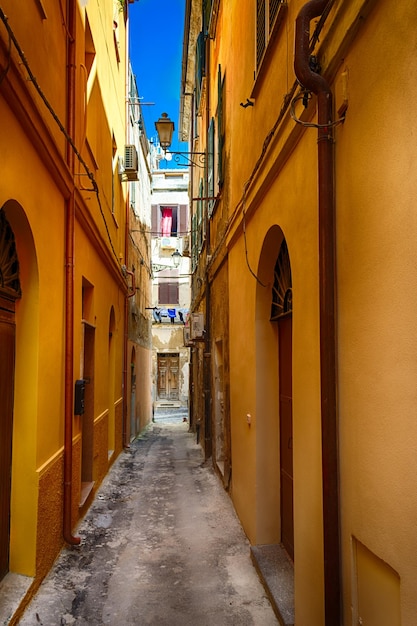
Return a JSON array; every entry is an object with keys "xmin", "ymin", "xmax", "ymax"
[
  {"xmin": 125, "ymin": 65, "xmax": 153, "ymax": 441},
  {"xmin": 181, "ymin": 0, "xmax": 417, "ymax": 624},
  {"xmin": 150, "ymin": 163, "xmax": 190, "ymax": 410},
  {"xmin": 0, "ymin": 0, "xmax": 151, "ymax": 620}
]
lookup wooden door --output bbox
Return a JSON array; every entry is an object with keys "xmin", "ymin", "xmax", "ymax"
[
  {"xmin": 279, "ymin": 313, "xmax": 294, "ymax": 560},
  {"xmin": 157, "ymin": 354, "xmax": 179, "ymax": 400},
  {"xmin": 0, "ymin": 297, "xmax": 15, "ymax": 580},
  {"xmin": 130, "ymin": 352, "xmax": 137, "ymax": 439},
  {"xmin": 81, "ymin": 323, "xmax": 95, "ymax": 486}
]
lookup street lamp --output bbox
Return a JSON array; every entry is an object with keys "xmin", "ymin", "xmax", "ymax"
[
  {"xmin": 154, "ymin": 112, "xmax": 206, "ymax": 168},
  {"xmin": 172, "ymin": 249, "xmax": 182, "ymax": 268},
  {"xmin": 154, "ymin": 112, "xmax": 175, "ymax": 150}
]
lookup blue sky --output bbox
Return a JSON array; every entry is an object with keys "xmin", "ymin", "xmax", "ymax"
[{"xmin": 129, "ymin": 0, "xmax": 188, "ymax": 156}]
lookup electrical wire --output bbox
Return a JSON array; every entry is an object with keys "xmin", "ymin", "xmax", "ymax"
[
  {"xmin": 242, "ymin": 186, "xmax": 267, "ymax": 288},
  {"xmin": 205, "ymin": 1, "xmax": 338, "ymax": 283},
  {"xmin": 290, "ymin": 92, "xmax": 345, "ymax": 129},
  {"xmin": 0, "ymin": 25, "xmax": 10, "ymax": 85}
]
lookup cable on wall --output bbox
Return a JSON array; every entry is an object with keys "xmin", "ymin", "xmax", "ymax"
[
  {"xmin": 290, "ymin": 91, "xmax": 345, "ymax": 129},
  {"xmin": 0, "ymin": 24, "xmax": 10, "ymax": 85},
  {"xmin": 206, "ymin": 2, "xmax": 337, "ymax": 283}
]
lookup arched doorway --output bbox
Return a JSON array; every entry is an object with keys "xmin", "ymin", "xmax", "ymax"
[
  {"xmin": 108, "ymin": 307, "xmax": 116, "ymax": 456},
  {"xmin": 130, "ymin": 346, "xmax": 136, "ymax": 440},
  {"xmin": 253, "ymin": 229, "xmax": 295, "ymax": 623},
  {"xmin": 254, "ymin": 227, "xmax": 294, "ymax": 552},
  {"xmin": 0, "ymin": 210, "xmax": 22, "ymax": 580},
  {"xmin": 271, "ymin": 239, "xmax": 293, "ymax": 560}
]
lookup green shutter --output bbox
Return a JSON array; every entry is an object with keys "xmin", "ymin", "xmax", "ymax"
[
  {"xmin": 207, "ymin": 118, "xmax": 215, "ymax": 217},
  {"xmin": 217, "ymin": 64, "xmax": 224, "ymax": 188},
  {"xmin": 195, "ymin": 32, "xmax": 205, "ymax": 109},
  {"xmin": 203, "ymin": 0, "xmax": 213, "ymax": 35}
]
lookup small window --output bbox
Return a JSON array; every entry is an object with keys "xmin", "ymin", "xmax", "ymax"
[
  {"xmin": 256, "ymin": 0, "xmax": 286, "ymax": 70},
  {"xmin": 152, "ymin": 206, "xmax": 179, "ymax": 237},
  {"xmin": 158, "ymin": 282, "xmax": 179, "ymax": 305}
]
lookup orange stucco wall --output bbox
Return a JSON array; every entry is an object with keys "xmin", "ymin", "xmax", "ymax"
[{"xmin": 205, "ymin": 0, "xmax": 417, "ymax": 623}]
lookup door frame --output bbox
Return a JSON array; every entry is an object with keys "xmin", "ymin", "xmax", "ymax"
[{"xmin": 157, "ymin": 352, "xmax": 180, "ymax": 401}]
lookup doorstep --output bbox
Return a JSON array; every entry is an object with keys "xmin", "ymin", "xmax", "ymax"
[
  {"xmin": 251, "ymin": 544, "xmax": 295, "ymax": 626},
  {"xmin": 154, "ymin": 401, "xmax": 182, "ymax": 408},
  {"xmin": 0, "ymin": 572, "xmax": 33, "ymax": 625}
]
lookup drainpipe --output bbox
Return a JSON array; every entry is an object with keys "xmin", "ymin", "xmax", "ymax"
[
  {"xmin": 122, "ymin": 265, "xmax": 136, "ymax": 447},
  {"xmin": 63, "ymin": 0, "xmax": 80, "ymax": 546},
  {"xmin": 123, "ymin": 280, "xmax": 129, "ymax": 447},
  {"xmin": 294, "ymin": 1, "xmax": 340, "ymax": 623},
  {"xmin": 203, "ymin": 32, "xmax": 212, "ymax": 459}
]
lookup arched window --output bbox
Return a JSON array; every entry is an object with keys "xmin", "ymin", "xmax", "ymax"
[
  {"xmin": 0, "ymin": 210, "xmax": 21, "ymax": 300},
  {"xmin": 270, "ymin": 238, "xmax": 292, "ymax": 320}
]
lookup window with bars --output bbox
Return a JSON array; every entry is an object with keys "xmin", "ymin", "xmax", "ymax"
[{"xmin": 256, "ymin": 0, "xmax": 286, "ymax": 70}]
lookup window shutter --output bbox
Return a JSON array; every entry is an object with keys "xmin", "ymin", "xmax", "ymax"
[
  {"xmin": 158, "ymin": 282, "xmax": 179, "ymax": 305},
  {"xmin": 191, "ymin": 213, "xmax": 197, "ymax": 271},
  {"xmin": 207, "ymin": 118, "xmax": 215, "ymax": 217},
  {"xmin": 197, "ymin": 178, "xmax": 204, "ymax": 250},
  {"xmin": 195, "ymin": 32, "xmax": 205, "ymax": 110},
  {"xmin": 179, "ymin": 205, "xmax": 187, "ymax": 236},
  {"xmin": 203, "ymin": 0, "xmax": 213, "ymax": 35},
  {"xmin": 151, "ymin": 205, "xmax": 159, "ymax": 236},
  {"xmin": 217, "ymin": 65, "xmax": 224, "ymax": 188}
]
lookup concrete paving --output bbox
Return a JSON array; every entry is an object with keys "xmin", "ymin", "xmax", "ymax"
[{"xmin": 18, "ymin": 411, "xmax": 278, "ymax": 625}]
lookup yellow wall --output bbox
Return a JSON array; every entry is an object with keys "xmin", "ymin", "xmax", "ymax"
[
  {"xmin": 0, "ymin": 0, "xmax": 130, "ymax": 589},
  {"xmin": 335, "ymin": 2, "xmax": 417, "ymax": 624},
  {"xmin": 197, "ymin": 0, "xmax": 417, "ymax": 623}
]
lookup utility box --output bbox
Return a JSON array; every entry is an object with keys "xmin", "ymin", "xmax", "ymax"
[{"xmin": 74, "ymin": 379, "xmax": 85, "ymax": 415}]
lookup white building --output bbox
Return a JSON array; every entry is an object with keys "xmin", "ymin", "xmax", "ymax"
[
  {"xmin": 150, "ymin": 162, "xmax": 191, "ymax": 409},
  {"xmin": 124, "ymin": 65, "xmax": 153, "ymax": 440}
]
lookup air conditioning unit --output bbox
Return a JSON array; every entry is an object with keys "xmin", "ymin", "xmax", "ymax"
[
  {"xmin": 183, "ymin": 326, "xmax": 193, "ymax": 347},
  {"xmin": 124, "ymin": 145, "xmax": 138, "ymax": 180},
  {"xmin": 190, "ymin": 312, "xmax": 205, "ymax": 340},
  {"xmin": 160, "ymin": 237, "xmax": 176, "ymax": 250}
]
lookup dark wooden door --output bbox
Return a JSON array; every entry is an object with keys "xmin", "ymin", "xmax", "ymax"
[
  {"xmin": 279, "ymin": 313, "xmax": 294, "ymax": 560},
  {"xmin": 0, "ymin": 297, "xmax": 15, "ymax": 580},
  {"xmin": 157, "ymin": 354, "xmax": 179, "ymax": 400},
  {"xmin": 81, "ymin": 324, "xmax": 95, "ymax": 485}
]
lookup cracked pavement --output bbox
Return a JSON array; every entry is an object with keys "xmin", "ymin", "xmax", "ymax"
[{"xmin": 19, "ymin": 415, "xmax": 278, "ymax": 625}]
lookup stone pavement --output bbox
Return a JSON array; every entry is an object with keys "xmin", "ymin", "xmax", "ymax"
[{"xmin": 18, "ymin": 410, "xmax": 278, "ymax": 625}]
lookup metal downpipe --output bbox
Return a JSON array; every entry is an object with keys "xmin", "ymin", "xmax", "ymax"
[
  {"xmin": 294, "ymin": 1, "xmax": 340, "ymax": 623},
  {"xmin": 63, "ymin": 0, "xmax": 80, "ymax": 546}
]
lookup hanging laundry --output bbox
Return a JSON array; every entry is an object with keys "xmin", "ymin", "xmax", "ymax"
[
  {"xmin": 161, "ymin": 208, "xmax": 172, "ymax": 236},
  {"xmin": 167, "ymin": 308, "xmax": 176, "ymax": 324}
]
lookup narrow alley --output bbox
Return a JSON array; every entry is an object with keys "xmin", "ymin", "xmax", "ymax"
[{"xmin": 18, "ymin": 410, "xmax": 278, "ymax": 626}]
